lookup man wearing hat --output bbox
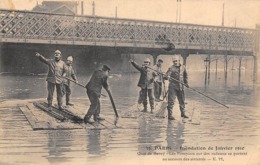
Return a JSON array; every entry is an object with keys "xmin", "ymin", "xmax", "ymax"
[
  {"xmin": 164, "ymin": 55, "xmax": 189, "ymax": 120},
  {"xmin": 83, "ymin": 64, "xmax": 111, "ymax": 124},
  {"xmin": 63, "ymin": 56, "xmax": 78, "ymax": 106},
  {"xmin": 35, "ymin": 50, "xmax": 67, "ymax": 110},
  {"xmin": 130, "ymin": 58, "xmax": 155, "ymax": 113},
  {"xmin": 153, "ymin": 59, "xmax": 164, "ymax": 101}
]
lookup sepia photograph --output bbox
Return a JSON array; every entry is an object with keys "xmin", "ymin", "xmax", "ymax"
[{"xmin": 0, "ymin": 0, "xmax": 260, "ymax": 164}]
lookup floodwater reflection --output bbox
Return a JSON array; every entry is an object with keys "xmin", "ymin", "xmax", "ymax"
[
  {"xmin": 46, "ymin": 130, "xmax": 73, "ymax": 164},
  {"xmin": 0, "ymin": 72, "xmax": 260, "ymax": 164},
  {"xmin": 87, "ymin": 130, "xmax": 102, "ymax": 156},
  {"xmin": 166, "ymin": 121, "xmax": 185, "ymax": 152}
]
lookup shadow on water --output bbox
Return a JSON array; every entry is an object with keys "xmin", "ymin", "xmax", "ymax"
[
  {"xmin": 166, "ymin": 121, "xmax": 185, "ymax": 152},
  {"xmin": 137, "ymin": 113, "xmax": 185, "ymax": 153},
  {"xmin": 45, "ymin": 129, "xmax": 108, "ymax": 164},
  {"xmin": 46, "ymin": 130, "xmax": 73, "ymax": 164},
  {"xmin": 87, "ymin": 130, "xmax": 103, "ymax": 156}
]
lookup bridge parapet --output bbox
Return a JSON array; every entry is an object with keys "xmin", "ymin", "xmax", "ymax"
[{"xmin": 0, "ymin": 9, "xmax": 259, "ymax": 54}]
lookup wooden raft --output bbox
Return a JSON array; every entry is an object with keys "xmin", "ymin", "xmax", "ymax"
[{"xmin": 19, "ymin": 102, "xmax": 124, "ymax": 130}]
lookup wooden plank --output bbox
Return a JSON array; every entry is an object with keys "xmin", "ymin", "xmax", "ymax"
[
  {"xmin": 27, "ymin": 103, "xmax": 64, "ymax": 130},
  {"xmin": 68, "ymin": 103, "xmax": 86, "ymax": 116},
  {"xmin": 20, "ymin": 103, "xmax": 110, "ymax": 130},
  {"xmin": 38, "ymin": 103, "xmax": 87, "ymax": 129},
  {"xmin": 42, "ymin": 102, "xmax": 75, "ymax": 116},
  {"xmin": 19, "ymin": 106, "xmax": 45, "ymax": 130},
  {"xmin": 42, "ymin": 103, "xmax": 99, "ymax": 129},
  {"xmin": 58, "ymin": 103, "xmax": 108, "ymax": 129},
  {"xmin": 26, "ymin": 101, "xmax": 143, "ymax": 130},
  {"xmin": 33, "ymin": 102, "xmax": 66, "ymax": 121}
]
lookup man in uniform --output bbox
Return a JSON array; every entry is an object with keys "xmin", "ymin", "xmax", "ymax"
[
  {"xmin": 35, "ymin": 50, "xmax": 67, "ymax": 110},
  {"xmin": 164, "ymin": 56, "xmax": 189, "ymax": 120},
  {"xmin": 63, "ymin": 56, "xmax": 78, "ymax": 106},
  {"xmin": 153, "ymin": 59, "xmax": 164, "ymax": 101},
  {"xmin": 83, "ymin": 64, "xmax": 111, "ymax": 124},
  {"xmin": 130, "ymin": 58, "xmax": 155, "ymax": 113}
]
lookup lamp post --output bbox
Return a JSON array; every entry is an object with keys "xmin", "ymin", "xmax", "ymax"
[{"xmin": 204, "ymin": 57, "xmax": 209, "ymax": 90}]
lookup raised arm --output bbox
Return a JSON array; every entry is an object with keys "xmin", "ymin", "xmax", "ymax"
[
  {"xmin": 129, "ymin": 59, "xmax": 142, "ymax": 71},
  {"xmin": 35, "ymin": 52, "xmax": 49, "ymax": 65}
]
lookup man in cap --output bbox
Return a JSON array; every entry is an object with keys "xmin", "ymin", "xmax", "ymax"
[
  {"xmin": 63, "ymin": 56, "xmax": 78, "ymax": 106},
  {"xmin": 164, "ymin": 55, "xmax": 189, "ymax": 120},
  {"xmin": 35, "ymin": 50, "xmax": 67, "ymax": 110},
  {"xmin": 83, "ymin": 64, "xmax": 111, "ymax": 124},
  {"xmin": 130, "ymin": 58, "xmax": 155, "ymax": 113},
  {"xmin": 153, "ymin": 59, "xmax": 164, "ymax": 101}
]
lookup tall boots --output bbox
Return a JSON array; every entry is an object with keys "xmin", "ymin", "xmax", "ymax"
[
  {"xmin": 66, "ymin": 94, "xmax": 74, "ymax": 106},
  {"xmin": 141, "ymin": 104, "xmax": 147, "ymax": 112},
  {"xmin": 167, "ymin": 108, "xmax": 189, "ymax": 120},
  {"xmin": 141, "ymin": 104, "xmax": 154, "ymax": 113},
  {"xmin": 180, "ymin": 106, "xmax": 189, "ymax": 118},
  {"xmin": 150, "ymin": 100, "xmax": 154, "ymax": 114},
  {"xmin": 150, "ymin": 106, "xmax": 154, "ymax": 114},
  {"xmin": 83, "ymin": 115, "xmax": 95, "ymax": 124},
  {"xmin": 167, "ymin": 109, "xmax": 175, "ymax": 120}
]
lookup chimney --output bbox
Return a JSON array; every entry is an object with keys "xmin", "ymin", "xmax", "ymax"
[
  {"xmin": 81, "ymin": 1, "xmax": 84, "ymax": 15},
  {"xmin": 222, "ymin": 3, "xmax": 225, "ymax": 26},
  {"xmin": 92, "ymin": 1, "xmax": 95, "ymax": 16}
]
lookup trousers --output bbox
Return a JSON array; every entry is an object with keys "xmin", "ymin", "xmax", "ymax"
[
  {"xmin": 154, "ymin": 82, "xmax": 162, "ymax": 99},
  {"xmin": 85, "ymin": 89, "xmax": 100, "ymax": 119},
  {"xmin": 47, "ymin": 81, "xmax": 63, "ymax": 107},
  {"xmin": 63, "ymin": 84, "xmax": 72, "ymax": 104},
  {"xmin": 138, "ymin": 87, "xmax": 154, "ymax": 109},
  {"xmin": 167, "ymin": 84, "xmax": 185, "ymax": 112}
]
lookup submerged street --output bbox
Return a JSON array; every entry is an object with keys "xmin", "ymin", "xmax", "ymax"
[{"xmin": 0, "ymin": 72, "xmax": 260, "ymax": 165}]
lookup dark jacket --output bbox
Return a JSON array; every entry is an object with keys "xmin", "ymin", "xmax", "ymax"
[
  {"xmin": 38, "ymin": 55, "xmax": 66, "ymax": 84},
  {"xmin": 64, "ymin": 65, "xmax": 77, "ymax": 86},
  {"xmin": 131, "ymin": 61, "xmax": 155, "ymax": 89},
  {"xmin": 85, "ymin": 68, "xmax": 109, "ymax": 96},
  {"xmin": 165, "ymin": 64, "xmax": 188, "ymax": 90}
]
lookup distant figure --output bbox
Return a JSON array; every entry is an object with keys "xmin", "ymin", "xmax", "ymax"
[
  {"xmin": 83, "ymin": 64, "xmax": 111, "ymax": 124},
  {"xmin": 63, "ymin": 56, "xmax": 78, "ymax": 106},
  {"xmin": 35, "ymin": 50, "xmax": 67, "ymax": 110},
  {"xmin": 164, "ymin": 56, "xmax": 189, "ymax": 120},
  {"xmin": 153, "ymin": 59, "xmax": 164, "ymax": 101},
  {"xmin": 130, "ymin": 58, "xmax": 155, "ymax": 113}
]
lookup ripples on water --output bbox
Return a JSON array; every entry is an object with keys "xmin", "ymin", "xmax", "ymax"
[{"xmin": 0, "ymin": 71, "xmax": 259, "ymax": 165}]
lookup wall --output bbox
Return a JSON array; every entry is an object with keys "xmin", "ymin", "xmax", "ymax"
[{"xmin": 0, "ymin": 43, "xmax": 125, "ymax": 75}]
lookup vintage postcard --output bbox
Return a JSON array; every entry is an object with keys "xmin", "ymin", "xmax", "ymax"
[{"xmin": 0, "ymin": 0, "xmax": 259, "ymax": 165}]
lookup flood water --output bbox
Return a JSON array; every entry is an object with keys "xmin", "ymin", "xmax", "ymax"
[{"xmin": 0, "ymin": 70, "xmax": 260, "ymax": 165}]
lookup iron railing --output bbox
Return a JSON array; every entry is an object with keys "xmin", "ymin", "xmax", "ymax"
[{"xmin": 0, "ymin": 9, "xmax": 259, "ymax": 53}]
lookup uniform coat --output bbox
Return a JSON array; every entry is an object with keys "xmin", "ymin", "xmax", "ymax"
[
  {"xmin": 84, "ymin": 67, "xmax": 109, "ymax": 120},
  {"xmin": 37, "ymin": 55, "xmax": 66, "ymax": 107}
]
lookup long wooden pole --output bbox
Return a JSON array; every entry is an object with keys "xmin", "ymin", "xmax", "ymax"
[
  {"xmin": 63, "ymin": 76, "xmax": 107, "ymax": 97},
  {"xmin": 147, "ymin": 66, "xmax": 229, "ymax": 109},
  {"xmin": 106, "ymin": 89, "xmax": 119, "ymax": 118}
]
